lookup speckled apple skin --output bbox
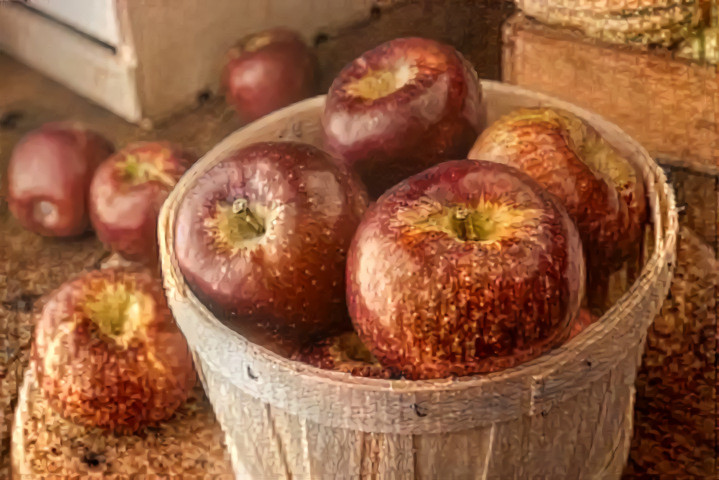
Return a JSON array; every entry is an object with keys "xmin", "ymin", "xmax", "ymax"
[
  {"xmin": 90, "ymin": 142, "xmax": 196, "ymax": 265},
  {"xmin": 8, "ymin": 122, "xmax": 114, "ymax": 237},
  {"xmin": 346, "ymin": 160, "xmax": 585, "ymax": 380},
  {"xmin": 222, "ymin": 28, "xmax": 318, "ymax": 123},
  {"xmin": 291, "ymin": 331, "xmax": 401, "ymax": 379},
  {"xmin": 32, "ymin": 268, "xmax": 197, "ymax": 434},
  {"xmin": 469, "ymin": 108, "xmax": 646, "ymax": 269},
  {"xmin": 175, "ymin": 141, "xmax": 369, "ymax": 341},
  {"xmin": 322, "ymin": 37, "xmax": 484, "ymax": 199}
]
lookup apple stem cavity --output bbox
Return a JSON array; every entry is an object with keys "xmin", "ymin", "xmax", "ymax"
[
  {"xmin": 452, "ymin": 207, "xmax": 495, "ymax": 242},
  {"xmin": 86, "ymin": 285, "xmax": 142, "ymax": 339},
  {"xmin": 121, "ymin": 154, "xmax": 176, "ymax": 189},
  {"xmin": 345, "ymin": 64, "xmax": 418, "ymax": 100},
  {"xmin": 231, "ymin": 197, "xmax": 265, "ymax": 237}
]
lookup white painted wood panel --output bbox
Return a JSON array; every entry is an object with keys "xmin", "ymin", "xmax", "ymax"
[
  {"xmin": 0, "ymin": 3, "xmax": 141, "ymax": 122},
  {"xmin": 24, "ymin": 0, "xmax": 121, "ymax": 46}
]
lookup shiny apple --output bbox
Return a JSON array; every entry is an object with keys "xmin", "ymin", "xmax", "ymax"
[
  {"xmin": 468, "ymin": 107, "xmax": 646, "ymax": 269},
  {"xmin": 174, "ymin": 141, "xmax": 368, "ymax": 342},
  {"xmin": 346, "ymin": 160, "xmax": 585, "ymax": 380},
  {"xmin": 89, "ymin": 141, "xmax": 196, "ymax": 265},
  {"xmin": 222, "ymin": 28, "xmax": 319, "ymax": 123},
  {"xmin": 322, "ymin": 37, "xmax": 484, "ymax": 199},
  {"xmin": 32, "ymin": 267, "xmax": 196, "ymax": 433},
  {"xmin": 8, "ymin": 122, "xmax": 114, "ymax": 236}
]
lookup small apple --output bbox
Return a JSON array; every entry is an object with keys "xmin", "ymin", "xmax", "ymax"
[
  {"xmin": 222, "ymin": 28, "xmax": 319, "ymax": 123},
  {"xmin": 468, "ymin": 107, "xmax": 646, "ymax": 269},
  {"xmin": 89, "ymin": 141, "xmax": 196, "ymax": 265},
  {"xmin": 322, "ymin": 37, "xmax": 484, "ymax": 199},
  {"xmin": 291, "ymin": 331, "xmax": 400, "ymax": 379},
  {"xmin": 346, "ymin": 160, "xmax": 585, "ymax": 380},
  {"xmin": 174, "ymin": 141, "xmax": 368, "ymax": 342},
  {"xmin": 8, "ymin": 122, "xmax": 114, "ymax": 237},
  {"xmin": 32, "ymin": 267, "xmax": 196, "ymax": 433}
]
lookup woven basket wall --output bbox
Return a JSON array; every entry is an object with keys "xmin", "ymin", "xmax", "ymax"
[
  {"xmin": 158, "ymin": 81, "xmax": 678, "ymax": 479},
  {"xmin": 516, "ymin": 0, "xmax": 702, "ymax": 46}
]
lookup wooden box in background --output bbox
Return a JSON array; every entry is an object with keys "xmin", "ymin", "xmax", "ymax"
[
  {"xmin": 502, "ymin": 12, "xmax": 718, "ymax": 173},
  {"xmin": 0, "ymin": 0, "xmax": 389, "ymax": 125}
]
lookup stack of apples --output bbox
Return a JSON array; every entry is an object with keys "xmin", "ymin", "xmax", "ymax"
[
  {"xmin": 6, "ymin": 30, "xmax": 647, "ymax": 435},
  {"xmin": 7, "ymin": 126, "xmax": 201, "ymax": 432},
  {"xmin": 174, "ymin": 37, "xmax": 646, "ymax": 380}
]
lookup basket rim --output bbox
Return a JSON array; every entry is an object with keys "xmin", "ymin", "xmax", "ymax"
[{"xmin": 158, "ymin": 80, "xmax": 677, "ymax": 407}]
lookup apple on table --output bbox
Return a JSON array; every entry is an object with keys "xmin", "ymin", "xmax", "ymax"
[
  {"xmin": 32, "ymin": 267, "xmax": 196, "ymax": 434},
  {"xmin": 89, "ymin": 141, "xmax": 196, "ymax": 266},
  {"xmin": 8, "ymin": 122, "xmax": 114, "ymax": 237},
  {"xmin": 222, "ymin": 28, "xmax": 319, "ymax": 123}
]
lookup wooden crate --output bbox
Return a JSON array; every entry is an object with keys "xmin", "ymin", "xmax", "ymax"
[
  {"xmin": 0, "ymin": 0, "xmax": 391, "ymax": 125},
  {"xmin": 502, "ymin": 12, "xmax": 719, "ymax": 173}
]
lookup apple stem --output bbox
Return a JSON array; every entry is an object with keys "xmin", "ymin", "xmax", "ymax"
[
  {"xmin": 122, "ymin": 155, "xmax": 177, "ymax": 189},
  {"xmin": 232, "ymin": 198, "xmax": 265, "ymax": 235},
  {"xmin": 453, "ymin": 207, "xmax": 492, "ymax": 242}
]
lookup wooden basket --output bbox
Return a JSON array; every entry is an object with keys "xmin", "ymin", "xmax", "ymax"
[{"xmin": 158, "ymin": 81, "xmax": 678, "ymax": 479}]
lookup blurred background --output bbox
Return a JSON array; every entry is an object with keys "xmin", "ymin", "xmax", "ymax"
[{"xmin": 0, "ymin": 0, "xmax": 716, "ymax": 478}]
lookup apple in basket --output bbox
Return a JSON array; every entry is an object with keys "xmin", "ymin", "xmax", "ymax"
[
  {"xmin": 322, "ymin": 37, "xmax": 484, "ymax": 199},
  {"xmin": 568, "ymin": 308, "xmax": 598, "ymax": 341},
  {"xmin": 89, "ymin": 141, "xmax": 196, "ymax": 266},
  {"xmin": 291, "ymin": 331, "xmax": 400, "ymax": 379},
  {"xmin": 468, "ymin": 107, "xmax": 646, "ymax": 270},
  {"xmin": 222, "ymin": 28, "xmax": 319, "ymax": 123},
  {"xmin": 346, "ymin": 159, "xmax": 585, "ymax": 380},
  {"xmin": 7, "ymin": 122, "xmax": 114, "ymax": 237},
  {"xmin": 174, "ymin": 141, "xmax": 368, "ymax": 342},
  {"xmin": 32, "ymin": 267, "xmax": 196, "ymax": 433}
]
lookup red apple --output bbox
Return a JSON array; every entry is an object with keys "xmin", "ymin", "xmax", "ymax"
[
  {"xmin": 7, "ymin": 122, "xmax": 114, "ymax": 236},
  {"xmin": 291, "ymin": 331, "xmax": 400, "ymax": 379},
  {"xmin": 89, "ymin": 141, "xmax": 196, "ymax": 265},
  {"xmin": 322, "ymin": 37, "xmax": 483, "ymax": 199},
  {"xmin": 32, "ymin": 267, "xmax": 196, "ymax": 433},
  {"xmin": 174, "ymin": 141, "xmax": 368, "ymax": 342},
  {"xmin": 468, "ymin": 107, "xmax": 646, "ymax": 269},
  {"xmin": 222, "ymin": 28, "xmax": 319, "ymax": 123},
  {"xmin": 346, "ymin": 160, "xmax": 585, "ymax": 380}
]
